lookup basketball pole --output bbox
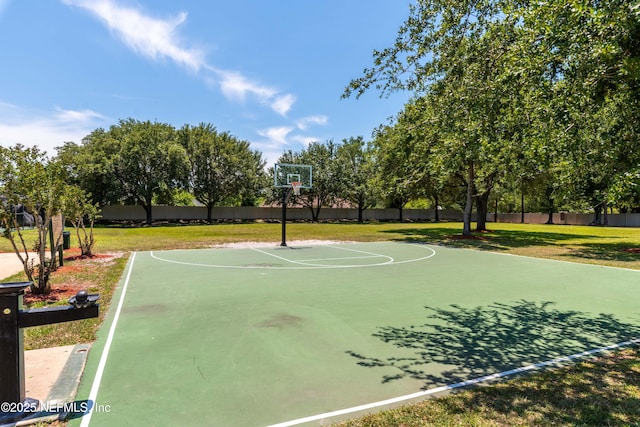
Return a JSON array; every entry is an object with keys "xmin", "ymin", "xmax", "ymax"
[{"xmin": 280, "ymin": 187, "xmax": 293, "ymax": 247}]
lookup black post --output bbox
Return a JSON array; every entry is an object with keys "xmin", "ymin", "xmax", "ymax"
[
  {"xmin": 281, "ymin": 187, "xmax": 289, "ymax": 247},
  {"xmin": 1, "ymin": 283, "xmax": 98, "ymax": 423},
  {"xmin": 0, "ymin": 282, "xmax": 31, "ymax": 405}
]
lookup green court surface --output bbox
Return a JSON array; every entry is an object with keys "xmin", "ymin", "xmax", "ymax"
[{"xmin": 70, "ymin": 242, "xmax": 640, "ymax": 426}]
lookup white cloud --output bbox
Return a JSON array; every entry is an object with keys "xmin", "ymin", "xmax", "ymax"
[
  {"xmin": 62, "ymin": 0, "xmax": 205, "ymax": 72},
  {"xmin": 62, "ymin": 0, "xmax": 298, "ymax": 117},
  {"xmin": 257, "ymin": 126, "xmax": 294, "ymax": 147},
  {"xmin": 215, "ymin": 69, "xmax": 296, "ymax": 116},
  {"xmin": 271, "ymin": 94, "xmax": 296, "ymax": 117},
  {"xmin": 296, "ymin": 115, "xmax": 328, "ymax": 130},
  {"xmin": 217, "ymin": 70, "xmax": 277, "ymax": 102},
  {"xmin": 253, "ymin": 126, "xmax": 295, "ymax": 167},
  {"xmin": 0, "ymin": 103, "xmax": 107, "ymax": 154},
  {"xmin": 54, "ymin": 106, "xmax": 106, "ymax": 123},
  {"xmin": 290, "ymin": 135, "xmax": 319, "ymax": 147}
]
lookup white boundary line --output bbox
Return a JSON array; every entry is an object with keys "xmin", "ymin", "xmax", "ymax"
[
  {"xmin": 458, "ymin": 245, "xmax": 640, "ymax": 273},
  {"xmin": 266, "ymin": 338, "xmax": 640, "ymax": 427},
  {"xmin": 297, "ymin": 255, "xmax": 384, "ymax": 262},
  {"xmin": 79, "ymin": 252, "xmax": 137, "ymax": 427},
  {"xmin": 251, "ymin": 246, "xmax": 395, "ymax": 268}
]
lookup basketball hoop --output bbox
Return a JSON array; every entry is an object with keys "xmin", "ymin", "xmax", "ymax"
[{"xmin": 290, "ymin": 181, "xmax": 302, "ymax": 196}]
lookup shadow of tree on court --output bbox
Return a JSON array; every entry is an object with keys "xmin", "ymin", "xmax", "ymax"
[
  {"xmin": 561, "ymin": 242, "xmax": 640, "ymax": 264},
  {"xmin": 346, "ymin": 300, "xmax": 640, "ymax": 389},
  {"xmin": 383, "ymin": 227, "xmax": 597, "ymax": 251}
]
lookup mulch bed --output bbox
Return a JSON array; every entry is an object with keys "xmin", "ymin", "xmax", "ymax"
[{"xmin": 22, "ymin": 248, "xmax": 113, "ymax": 305}]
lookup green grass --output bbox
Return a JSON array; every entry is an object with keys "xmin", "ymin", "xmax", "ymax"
[
  {"xmin": 334, "ymin": 348, "xmax": 640, "ymax": 426},
  {"xmin": 5, "ymin": 221, "xmax": 639, "ymax": 265},
  {"xmin": 5, "ymin": 253, "xmax": 129, "ymax": 350},
  {"xmin": 2, "ymin": 220, "xmax": 640, "ymax": 426},
  {"xmin": 34, "ymin": 222, "xmax": 640, "ymax": 269}
]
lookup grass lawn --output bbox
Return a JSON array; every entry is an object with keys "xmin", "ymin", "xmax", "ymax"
[
  {"xmin": 5, "ymin": 221, "xmax": 639, "ymax": 267},
  {"xmin": 2, "ymin": 220, "xmax": 640, "ymax": 426}
]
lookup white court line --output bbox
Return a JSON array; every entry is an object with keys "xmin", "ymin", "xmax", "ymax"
[
  {"xmin": 251, "ymin": 246, "xmax": 395, "ymax": 267},
  {"xmin": 297, "ymin": 255, "xmax": 384, "ymax": 262},
  {"xmin": 455, "ymin": 245, "xmax": 640, "ymax": 273},
  {"xmin": 331, "ymin": 243, "xmax": 437, "ymax": 265},
  {"xmin": 79, "ymin": 252, "xmax": 137, "ymax": 427},
  {"xmin": 149, "ymin": 243, "xmax": 436, "ymax": 269},
  {"xmin": 266, "ymin": 338, "xmax": 640, "ymax": 427}
]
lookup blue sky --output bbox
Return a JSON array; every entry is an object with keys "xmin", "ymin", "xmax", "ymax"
[{"xmin": 0, "ymin": 0, "xmax": 412, "ymax": 166}]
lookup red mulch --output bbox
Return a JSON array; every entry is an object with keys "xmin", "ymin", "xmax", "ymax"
[
  {"xmin": 64, "ymin": 253, "xmax": 111, "ymax": 262},
  {"xmin": 23, "ymin": 285, "xmax": 84, "ymax": 305},
  {"xmin": 623, "ymin": 248, "xmax": 640, "ymax": 253},
  {"xmin": 23, "ymin": 248, "xmax": 109, "ymax": 305},
  {"xmin": 63, "ymin": 247, "xmax": 111, "ymax": 261}
]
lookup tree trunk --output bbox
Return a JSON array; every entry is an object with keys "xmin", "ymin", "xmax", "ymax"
[
  {"xmin": 546, "ymin": 209, "xmax": 554, "ymax": 224},
  {"xmin": 143, "ymin": 204, "xmax": 153, "ymax": 224},
  {"xmin": 520, "ymin": 182, "xmax": 525, "ymax": 224},
  {"xmin": 462, "ymin": 164, "xmax": 474, "ymax": 237},
  {"xmin": 545, "ymin": 185, "xmax": 554, "ymax": 224},
  {"xmin": 593, "ymin": 205, "xmax": 602, "ymax": 225},
  {"xmin": 313, "ymin": 197, "xmax": 321, "ymax": 222},
  {"xmin": 475, "ymin": 190, "xmax": 490, "ymax": 232},
  {"xmin": 32, "ymin": 214, "xmax": 51, "ymax": 294},
  {"xmin": 433, "ymin": 193, "xmax": 439, "ymax": 222},
  {"xmin": 358, "ymin": 204, "xmax": 364, "ymax": 223},
  {"xmin": 207, "ymin": 203, "xmax": 214, "ymax": 222}
]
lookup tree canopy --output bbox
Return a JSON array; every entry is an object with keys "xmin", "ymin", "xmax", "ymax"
[
  {"xmin": 344, "ymin": 0, "xmax": 640, "ymax": 231},
  {"xmin": 178, "ymin": 123, "xmax": 266, "ymax": 221}
]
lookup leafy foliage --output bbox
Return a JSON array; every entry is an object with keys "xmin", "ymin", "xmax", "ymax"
[
  {"xmin": 63, "ymin": 118, "xmax": 189, "ymax": 223},
  {"xmin": 178, "ymin": 123, "xmax": 266, "ymax": 220},
  {"xmin": 272, "ymin": 141, "xmax": 345, "ymax": 221},
  {"xmin": 344, "ymin": 0, "xmax": 640, "ymax": 230},
  {"xmin": 0, "ymin": 145, "xmax": 66, "ymax": 293},
  {"xmin": 335, "ymin": 137, "xmax": 379, "ymax": 222},
  {"xmin": 62, "ymin": 185, "xmax": 100, "ymax": 257}
]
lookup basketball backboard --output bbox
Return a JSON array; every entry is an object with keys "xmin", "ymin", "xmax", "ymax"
[{"xmin": 274, "ymin": 163, "xmax": 312, "ymax": 189}]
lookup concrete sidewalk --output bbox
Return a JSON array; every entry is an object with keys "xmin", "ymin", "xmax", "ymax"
[
  {"xmin": 0, "ymin": 252, "xmax": 29, "ymax": 281},
  {"xmin": 1, "ymin": 345, "xmax": 92, "ymax": 426},
  {"xmin": 24, "ymin": 345, "xmax": 89, "ymax": 403}
]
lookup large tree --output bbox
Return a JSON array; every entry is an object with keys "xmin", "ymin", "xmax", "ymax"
[
  {"xmin": 345, "ymin": 0, "xmax": 640, "ymax": 232},
  {"xmin": 513, "ymin": 0, "xmax": 640, "ymax": 222},
  {"xmin": 335, "ymin": 137, "xmax": 379, "ymax": 222},
  {"xmin": 78, "ymin": 118, "xmax": 189, "ymax": 223},
  {"xmin": 344, "ymin": 0, "xmax": 524, "ymax": 235},
  {"xmin": 274, "ymin": 141, "xmax": 344, "ymax": 221},
  {"xmin": 178, "ymin": 123, "xmax": 266, "ymax": 221},
  {"xmin": 372, "ymin": 115, "xmax": 431, "ymax": 221}
]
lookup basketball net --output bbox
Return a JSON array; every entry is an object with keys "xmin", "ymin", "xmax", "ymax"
[{"xmin": 291, "ymin": 181, "xmax": 302, "ymax": 196}]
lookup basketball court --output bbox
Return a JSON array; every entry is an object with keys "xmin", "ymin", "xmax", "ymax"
[{"xmin": 67, "ymin": 241, "xmax": 640, "ymax": 426}]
